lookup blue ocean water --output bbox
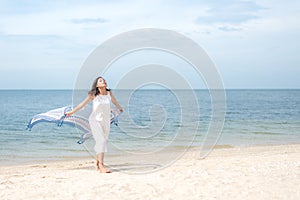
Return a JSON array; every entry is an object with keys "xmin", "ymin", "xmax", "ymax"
[{"xmin": 0, "ymin": 89, "xmax": 299, "ymax": 165}]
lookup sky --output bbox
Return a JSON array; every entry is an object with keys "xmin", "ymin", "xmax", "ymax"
[{"xmin": 0, "ymin": 0, "xmax": 299, "ymax": 89}]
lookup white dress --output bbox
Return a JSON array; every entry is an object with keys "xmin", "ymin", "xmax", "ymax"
[{"xmin": 88, "ymin": 92, "xmax": 111, "ymax": 154}]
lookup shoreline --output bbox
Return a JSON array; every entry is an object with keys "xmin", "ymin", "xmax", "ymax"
[
  {"xmin": 1, "ymin": 142, "xmax": 300, "ymax": 167},
  {"xmin": 1, "ymin": 143, "xmax": 300, "ymax": 199}
]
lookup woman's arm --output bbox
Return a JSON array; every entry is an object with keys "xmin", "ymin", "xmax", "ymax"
[
  {"xmin": 110, "ymin": 91, "xmax": 123, "ymax": 112},
  {"xmin": 65, "ymin": 94, "xmax": 93, "ymax": 116}
]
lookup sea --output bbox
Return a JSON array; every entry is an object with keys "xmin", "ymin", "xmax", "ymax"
[{"xmin": 0, "ymin": 89, "xmax": 299, "ymax": 165}]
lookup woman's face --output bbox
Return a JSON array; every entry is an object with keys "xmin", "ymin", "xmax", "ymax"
[{"xmin": 97, "ymin": 78, "xmax": 107, "ymax": 88}]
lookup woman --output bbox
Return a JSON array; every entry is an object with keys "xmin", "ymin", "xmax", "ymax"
[{"xmin": 66, "ymin": 77, "xmax": 123, "ymax": 173}]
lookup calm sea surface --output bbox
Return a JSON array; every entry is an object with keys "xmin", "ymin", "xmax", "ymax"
[{"xmin": 0, "ymin": 89, "xmax": 299, "ymax": 165}]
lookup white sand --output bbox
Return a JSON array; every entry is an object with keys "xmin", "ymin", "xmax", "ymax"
[{"xmin": 1, "ymin": 144, "xmax": 300, "ymax": 200}]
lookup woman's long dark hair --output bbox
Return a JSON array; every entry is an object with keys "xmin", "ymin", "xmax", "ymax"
[{"xmin": 88, "ymin": 76, "xmax": 110, "ymax": 97}]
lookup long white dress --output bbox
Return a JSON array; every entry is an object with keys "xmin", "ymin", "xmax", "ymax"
[{"xmin": 88, "ymin": 92, "xmax": 111, "ymax": 154}]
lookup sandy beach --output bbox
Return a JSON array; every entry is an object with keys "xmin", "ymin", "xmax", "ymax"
[{"xmin": 1, "ymin": 144, "xmax": 299, "ymax": 200}]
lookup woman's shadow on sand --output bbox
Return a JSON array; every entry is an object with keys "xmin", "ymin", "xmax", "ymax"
[{"xmin": 71, "ymin": 163, "xmax": 162, "ymax": 173}]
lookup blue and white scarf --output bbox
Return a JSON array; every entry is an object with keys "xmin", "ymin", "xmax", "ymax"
[{"xmin": 27, "ymin": 106, "xmax": 120, "ymax": 144}]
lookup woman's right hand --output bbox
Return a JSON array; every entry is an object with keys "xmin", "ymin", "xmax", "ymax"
[{"xmin": 65, "ymin": 111, "xmax": 74, "ymax": 117}]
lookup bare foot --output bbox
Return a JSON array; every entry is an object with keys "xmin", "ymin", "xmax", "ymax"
[{"xmin": 98, "ymin": 164, "xmax": 112, "ymax": 173}]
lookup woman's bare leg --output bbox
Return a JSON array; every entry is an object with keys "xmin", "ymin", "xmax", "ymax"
[{"xmin": 96, "ymin": 153, "xmax": 111, "ymax": 173}]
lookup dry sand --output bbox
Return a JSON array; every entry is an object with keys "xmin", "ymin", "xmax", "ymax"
[{"xmin": 1, "ymin": 144, "xmax": 300, "ymax": 200}]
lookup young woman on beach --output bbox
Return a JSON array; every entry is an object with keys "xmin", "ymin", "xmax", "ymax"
[{"xmin": 65, "ymin": 77, "xmax": 123, "ymax": 173}]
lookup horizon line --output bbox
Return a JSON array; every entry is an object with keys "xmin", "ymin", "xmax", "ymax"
[{"xmin": 0, "ymin": 88, "xmax": 299, "ymax": 90}]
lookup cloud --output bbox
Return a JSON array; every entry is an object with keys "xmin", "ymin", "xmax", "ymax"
[
  {"xmin": 218, "ymin": 26, "xmax": 242, "ymax": 32},
  {"xmin": 0, "ymin": 34, "xmax": 92, "ymax": 70},
  {"xmin": 0, "ymin": 0, "xmax": 71, "ymax": 14},
  {"xmin": 195, "ymin": 0, "xmax": 264, "ymax": 25},
  {"xmin": 70, "ymin": 17, "xmax": 108, "ymax": 24}
]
